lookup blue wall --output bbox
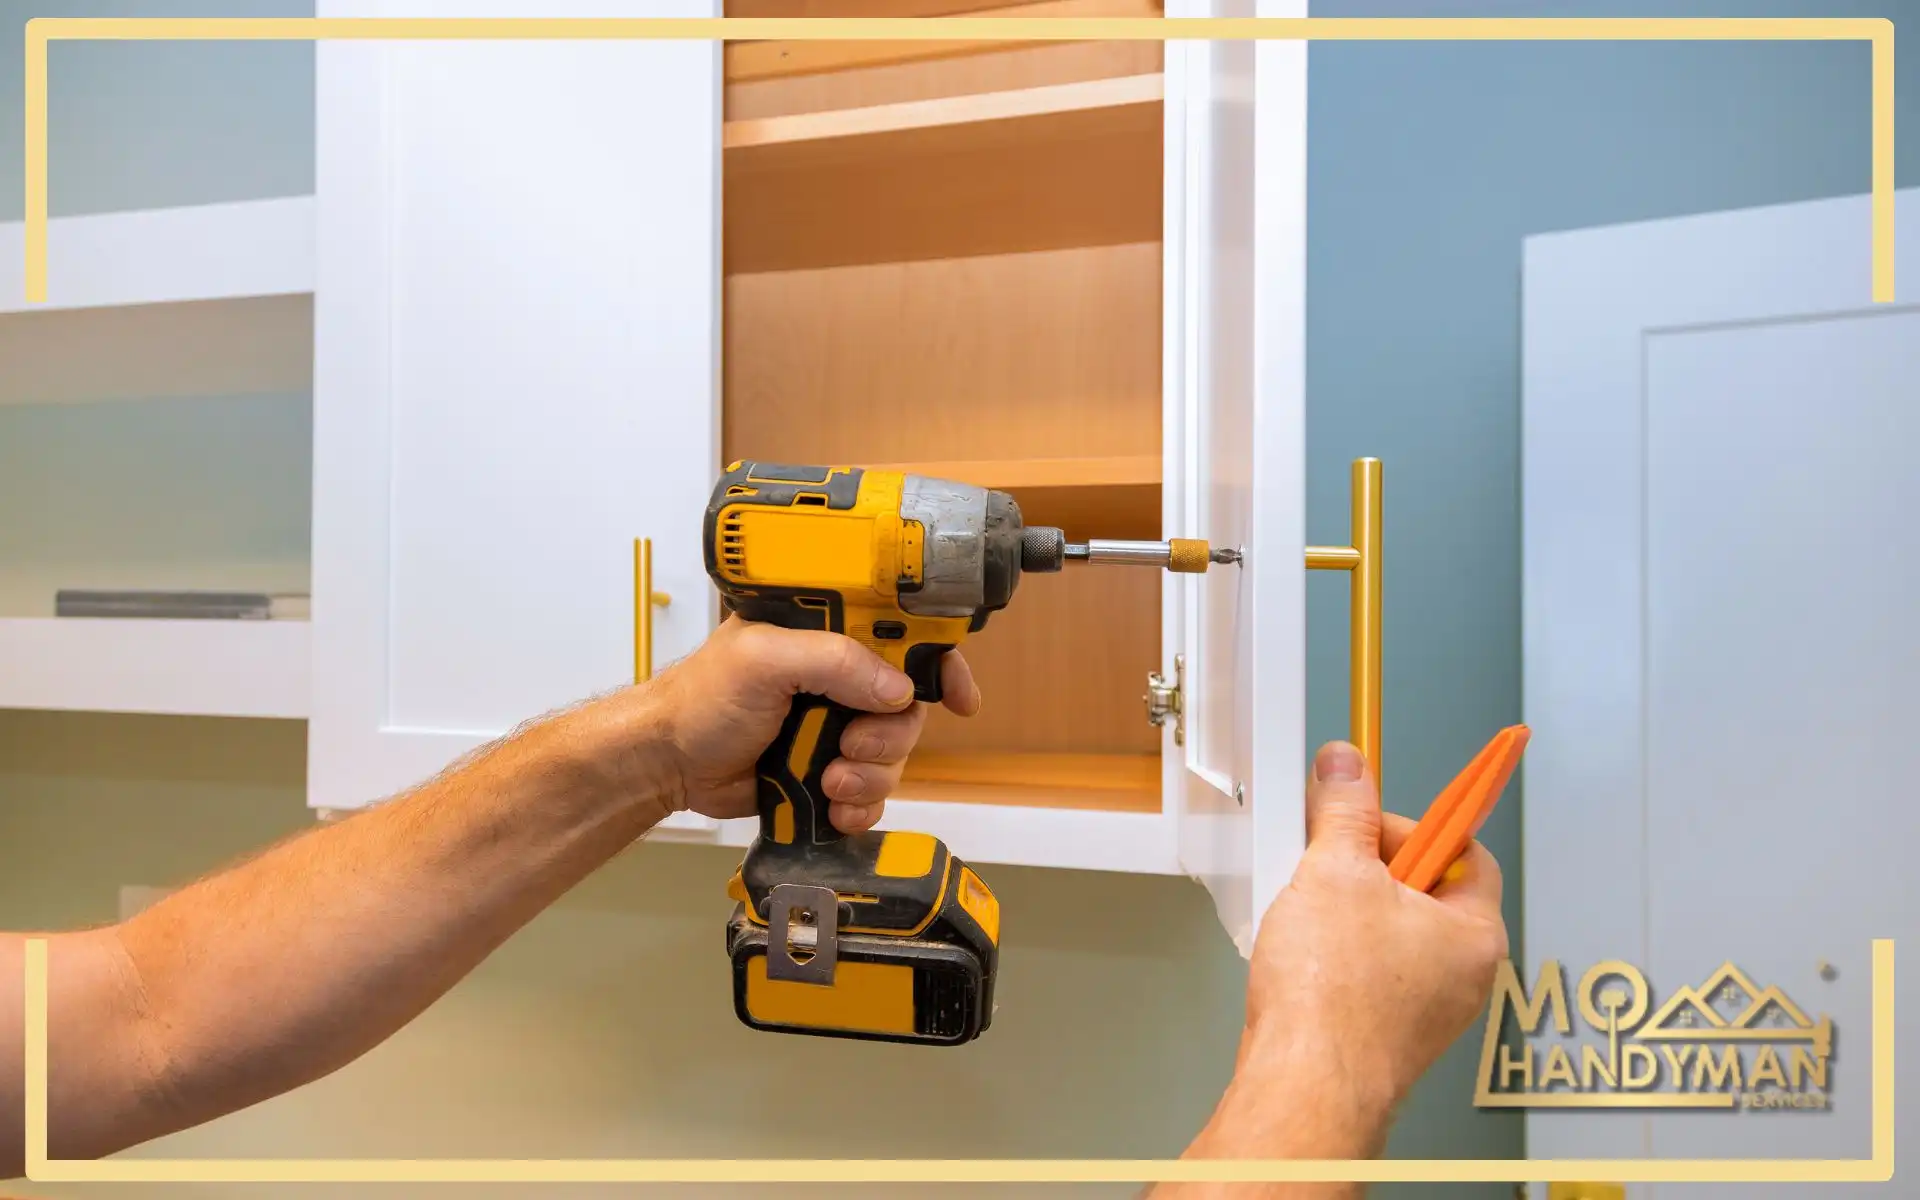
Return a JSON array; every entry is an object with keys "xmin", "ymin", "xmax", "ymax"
[
  {"xmin": 0, "ymin": 0, "xmax": 313, "ymax": 221},
  {"xmin": 1307, "ymin": 0, "xmax": 1920, "ymax": 1187}
]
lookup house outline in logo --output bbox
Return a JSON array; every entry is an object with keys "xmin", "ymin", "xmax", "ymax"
[{"xmin": 1474, "ymin": 959, "xmax": 1835, "ymax": 1110}]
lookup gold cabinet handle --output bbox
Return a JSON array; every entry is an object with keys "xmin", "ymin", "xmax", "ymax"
[
  {"xmin": 1304, "ymin": 458, "xmax": 1383, "ymax": 782},
  {"xmin": 633, "ymin": 537, "xmax": 673, "ymax": 683}
]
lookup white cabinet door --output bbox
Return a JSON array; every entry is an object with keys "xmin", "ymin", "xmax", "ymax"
[
  {"xmin": 1523, "ymin": 188, "xmax": 1917, "ymax": 1194},
  {"xmin": 309, "ymin": 0, "xmax": 722, "ymax": 816},
  {"xmin": 1170, "ymin": 0, "xmax": 1308, "ymax": 955}
]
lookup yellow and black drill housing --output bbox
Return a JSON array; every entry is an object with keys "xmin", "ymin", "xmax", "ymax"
[{"xmin": 703, "ymin": 461, "xmax": 1021, "ymax": 1046}]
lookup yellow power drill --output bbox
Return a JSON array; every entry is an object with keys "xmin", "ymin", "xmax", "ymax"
[{"xmin": 703, "ymin": 460, "xmax": 1237, "ymax": 1046}]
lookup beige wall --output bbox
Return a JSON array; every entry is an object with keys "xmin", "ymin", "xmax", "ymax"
[{"xmin": 0, "ymin": 709, "xmax": 1248, "ymax": 1199}]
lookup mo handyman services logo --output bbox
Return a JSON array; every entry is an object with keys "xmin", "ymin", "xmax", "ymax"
[{"xmin": 1474, "ymin": 960, "xmax": 1834, "ymax": 1110}]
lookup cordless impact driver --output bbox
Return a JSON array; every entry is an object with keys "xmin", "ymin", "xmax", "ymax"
[{"xmin": 702, "ymin": 461, "xmax": 1237, "ymax": 1046}]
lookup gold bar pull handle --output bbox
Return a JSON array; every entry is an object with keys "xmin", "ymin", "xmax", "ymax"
[
  {"xmin": 1303, "ymin": 457, "xmax": 1383, "ymax": 782},
  {"xmin": 634, "ymin": 537, "xmax": 673, "ymax": 683}
]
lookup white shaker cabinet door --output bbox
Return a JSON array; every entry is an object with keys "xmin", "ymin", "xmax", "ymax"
[
  {"xmin": 1168, "ymin": 0, "xmax": 1309, "ymax": 955},
  {"xmin": 309, "ymin": 0, "xmax": 722, "ymax": 816}
]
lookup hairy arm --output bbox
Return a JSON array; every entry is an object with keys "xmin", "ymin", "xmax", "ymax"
[
  {"xmin": 0, "ymin": 697, "xmax": 675, "ymax": 1174},
  {"xmin": 0, "ymin": 620, "xmax": 970, "ymax": 1178},
  {"xmin": 1149, "ymin": 742, "xmax": 1508, "ymax": 1200},
  {"xmin": 1147, "ymin": 1033, "xmax": 1394, "ymax": 1200}
]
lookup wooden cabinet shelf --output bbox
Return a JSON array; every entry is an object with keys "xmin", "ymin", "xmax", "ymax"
[
  {"xmin": 725, "ymin": 72, "xmax": 1160, "ymax": 153},
  {"xmin": 724, "ymin": 0, "xmax": 1162, "ymax": 83},
  {"xmin": 902, "ymin": 751, "xmax": 1159, "ymax": 813},
  {"xmin": 866, "ymin": 455, "xmax": 1158, "ymax": 489},
  {"xmin": 725, "ymin": 73, "xmax": 1163, "ymax": 272}
]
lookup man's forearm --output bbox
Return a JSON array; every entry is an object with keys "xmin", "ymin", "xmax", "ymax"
[
  {"xmin": 1151, "ymin": 1030, "xmax": 1398, "ymax": 1200},
  {"xmin": 55, "ymin": 694, "xmax": 675, "ymax": 1160}
]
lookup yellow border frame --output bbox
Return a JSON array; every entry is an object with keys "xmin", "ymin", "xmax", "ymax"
[
  {"xmin": 21, "ymin": 940, "xmax": 1895, "ymax": 1182},
  {"xmin": 15, "ymin": 16, "xmax": 1898, "ymax": 305},
  {"xmin": 14, "ymin": 13, "xmax": 1900, "ymax": 1186}
]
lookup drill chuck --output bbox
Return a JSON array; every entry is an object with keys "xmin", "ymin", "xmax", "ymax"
[{"xmin": 1019, "ymin": 525, "xmax": 1068, "ymax": 573}]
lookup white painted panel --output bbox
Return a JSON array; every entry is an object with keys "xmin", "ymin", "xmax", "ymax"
[
  {"xmin": 1242, "ymin": 0, "xmax": 1309, "ymax": 945},
  {"xmin": 1523, "ymin": 187, "xmax": 1919, "ymax": 1185},
  {"xmin": 1174, "ymin": 0, "xmax": 1307, "ymax": 954},
  {"xmin": 1638, "ymin": 309, "xmax": 1917, "ymax": 1192},
  {"xmin": 0, "ymin": 197, "xmax": 314, "ymax": 313},
  {"xmin": 0, "ymin": 617, "xmax": 309, "ymax": 719},
  {"xmin": 379, "ymin": 34, "xmax": 718, "ymax": 734},
  {"xmin": 309, "ymin": 0, "xmax": 721, "ymax": 815}
]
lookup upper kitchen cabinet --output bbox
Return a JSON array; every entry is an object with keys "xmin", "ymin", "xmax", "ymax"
[
  {"xmin": 308, "ymin": 0, "xmax": 1310, "ymax": 946},
  {"xmin": 710, "ymin": 0, "xmax": 1308, "ymax": 940}
]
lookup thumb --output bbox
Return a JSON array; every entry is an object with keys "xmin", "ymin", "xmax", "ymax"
[
  {"xmin": 744, "ymin": 625, "xmax": 916, "ymax": 714},
  {"xmin": 1305, "ymin": 742, "xmax": 1384, "ymax": 857}
]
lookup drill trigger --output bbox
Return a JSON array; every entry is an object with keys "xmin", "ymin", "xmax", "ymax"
[{"xmin": 902, "ymin": 643, "xmax": 954, "ymax": 703}]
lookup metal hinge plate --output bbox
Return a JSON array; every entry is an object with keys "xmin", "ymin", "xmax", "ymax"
[{"xmin": 1145, "ymin": 654, "xmax": 1185, "ymax": 745}]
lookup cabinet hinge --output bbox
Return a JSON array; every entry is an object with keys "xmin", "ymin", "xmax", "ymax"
[{"xmin": 1145, "ymin": 654, "xmax": 1185, "ymax": 745}]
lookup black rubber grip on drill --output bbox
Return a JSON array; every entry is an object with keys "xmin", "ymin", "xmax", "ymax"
[
  {"xmin": 903, "ymin": 643, "xmax": 955, "ymax": 705},
  {"xmin": 755, "ymin": 694, "xmax": 861, "ymax": 848}
]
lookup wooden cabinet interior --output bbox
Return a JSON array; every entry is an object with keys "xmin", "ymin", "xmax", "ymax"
[{"xmin": 722, "ymin": 0, "xmax": 1166, "ymax": 815}]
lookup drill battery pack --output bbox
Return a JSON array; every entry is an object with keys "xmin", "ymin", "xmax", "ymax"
[{"xmin": 723, "ymin": 831, "xmax": 1001, "ymax": 1047}]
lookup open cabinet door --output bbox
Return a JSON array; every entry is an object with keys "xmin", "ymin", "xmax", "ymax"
[{"xmin": 1168, "ymin": 2, "xmax": 1309, "ymax": 955}]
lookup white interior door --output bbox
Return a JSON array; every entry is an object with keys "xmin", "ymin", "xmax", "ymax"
[
  {"xmin": 1523, "ymin": 188, "xmax": 1917, "ymax": 1194},
  {"xmin": 1171, "ymin": 0, "xmax": 1308, "ymax": 955},
  {"xmin": 309, "ymin": 0, "xmax": 722, "ymax": 814}
]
